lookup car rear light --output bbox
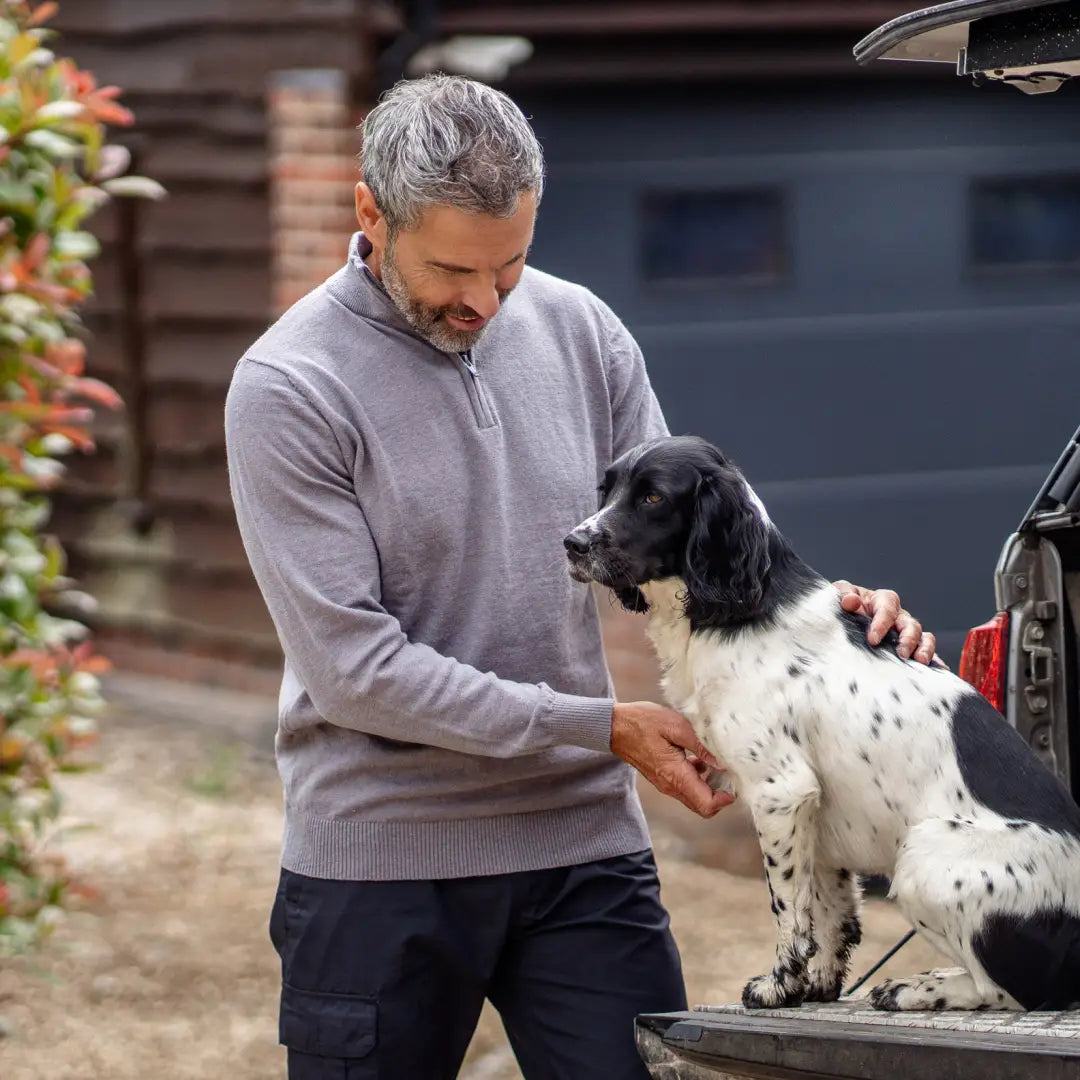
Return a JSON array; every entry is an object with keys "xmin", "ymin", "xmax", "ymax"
[{"xmin": 958, "ymin": 612, "xmax": 1009, "ymax": 713}]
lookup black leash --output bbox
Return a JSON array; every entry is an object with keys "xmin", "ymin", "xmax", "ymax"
[{"xmin": 843, "ymin": 929, "xmax": 916, "ymax": 997}]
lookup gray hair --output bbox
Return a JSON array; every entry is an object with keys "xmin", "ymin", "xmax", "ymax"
[{"xmin": 359, "ymin": 74, "xmax": 545, "ymax": 232}]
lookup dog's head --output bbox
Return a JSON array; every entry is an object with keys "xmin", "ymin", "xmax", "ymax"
[{"xmin": 564, "ymin": 435, "xmax": 774, "ymax": 623}]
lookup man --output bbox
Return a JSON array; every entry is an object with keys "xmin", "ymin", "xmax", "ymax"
[{"xmin": 225, "ymin": 75, "xmax": 936, "ymax": 1079}]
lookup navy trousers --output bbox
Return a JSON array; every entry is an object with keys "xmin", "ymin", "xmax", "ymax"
[{"xmin": 269, "ymin": 849, "xmax": 687, "ymax": 1079}]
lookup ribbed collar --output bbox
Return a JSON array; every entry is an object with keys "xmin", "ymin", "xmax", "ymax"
[{"xmin": 325, "ymin": 231, "xmax": 426, "ymax": 342}]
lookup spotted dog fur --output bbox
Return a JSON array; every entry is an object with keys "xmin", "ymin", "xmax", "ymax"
[{"xmin": 564, "ymin": 435, "xmax": 1080, "ymax": 1012}]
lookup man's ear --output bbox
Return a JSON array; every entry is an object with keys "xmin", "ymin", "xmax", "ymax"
[
  {"xmin": 355, "ymin": 182, "xmax": 387, "ymax": 245},
  {"xmin": 683, "ymin": 469, "xmax": 771, "ymax": 626},
  {"xmin": 614, "ymin": 585, "xmax": 649, "ymax": 614}
]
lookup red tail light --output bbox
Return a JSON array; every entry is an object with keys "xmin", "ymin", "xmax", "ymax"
[{"xmin": 958, "ymin": 612, "xmax": 1009, "ymax": 712}]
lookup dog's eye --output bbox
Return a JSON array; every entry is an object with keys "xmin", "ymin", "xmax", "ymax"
[{"xmin": 643, "ymin": 492, "xmax": 664, "ymax": 505}]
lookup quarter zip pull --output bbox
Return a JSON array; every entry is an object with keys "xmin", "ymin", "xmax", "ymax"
[{"xmin": 458, "ymin": 350, "xmax": 497, "ymax": 429}]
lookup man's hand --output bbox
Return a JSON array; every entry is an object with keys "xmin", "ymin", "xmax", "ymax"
[
  {"xmin": 611, "ymin": 701, "xmax": 736, "ymax": 818},
  {"xmin": 833, "ymin": 580, "xmax": 939, "ymax": 665}
]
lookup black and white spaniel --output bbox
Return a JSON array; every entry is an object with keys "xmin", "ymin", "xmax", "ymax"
[{"xmin": 565, "ymin": 435, "xmax": 1080, "ymax": 1012}]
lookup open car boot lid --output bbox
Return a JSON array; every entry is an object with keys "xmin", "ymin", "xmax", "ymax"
[{"xmin": 855, "ymin": 0, "xmax": 1080, "ymax": 94}]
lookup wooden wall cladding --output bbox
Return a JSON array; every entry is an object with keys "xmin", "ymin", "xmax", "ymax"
[{"xmin": 45, "ymin": 0, "xmax": 370, "ymax": 675}]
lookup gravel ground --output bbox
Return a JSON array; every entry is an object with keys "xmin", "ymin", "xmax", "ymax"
[{"xmin": 0, "ymin": 693, "xmax": 944, "ymax": 1080}]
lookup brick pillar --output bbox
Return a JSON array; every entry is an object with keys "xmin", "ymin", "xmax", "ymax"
[{"xmin": 268, "ymin": 69, "xmax": 362, "ymax": 315}]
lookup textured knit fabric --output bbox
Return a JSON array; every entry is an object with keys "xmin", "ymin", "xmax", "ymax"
[{"xmin": 225, "ymin": 232, "xmax": 668, "ymax": 879}]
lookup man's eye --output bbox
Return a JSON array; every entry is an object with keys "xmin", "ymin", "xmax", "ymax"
[{"xmin": 644, "ymin": 492, "xmax": 664, "ymax": 505}]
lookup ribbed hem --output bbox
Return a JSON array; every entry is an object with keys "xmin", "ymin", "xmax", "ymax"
[
  {"xmin": 547, "ymin": 692, "xmax": 614, "ymax": 753},
  {"xmin": 281, "ymin": 786, "xmax": 650, "ymax": 881}
]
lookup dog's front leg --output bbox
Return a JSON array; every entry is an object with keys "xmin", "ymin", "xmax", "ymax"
[
  {"xmin": 804, "ymin": 867, "xmax": 862, "ymax": 1002},
  {"xmin": 743, "ymin": 760, "xmax": 821, "ymax": 1009}
]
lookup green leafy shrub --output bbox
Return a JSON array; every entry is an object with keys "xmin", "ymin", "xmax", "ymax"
[{"xmin": 0, "ymin": 0, "xmax": 161, "ymax": 952}]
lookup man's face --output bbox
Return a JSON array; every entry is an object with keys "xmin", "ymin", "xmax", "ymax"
[{"xmin": 360, "ymin": 189, "xmax": 537, "ymax": 353}]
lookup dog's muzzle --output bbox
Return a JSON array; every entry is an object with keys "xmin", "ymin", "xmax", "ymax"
[
  {"xmin": 563, "ymin": 528, "xmax": 593, "ymax": 556},
  {"xmin": 563, "ymin": 526, "xmax": 603, "ymax": 583}
]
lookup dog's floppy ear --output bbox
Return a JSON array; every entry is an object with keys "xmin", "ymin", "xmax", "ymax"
[
  {"xmin": 684, "ymin": 466, "xmax": 771, "ymax": 625},
  {"xmin": 614, "ymin": 585, "xmax": 649, "ymax": 614}
]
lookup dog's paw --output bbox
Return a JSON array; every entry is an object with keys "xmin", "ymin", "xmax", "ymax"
[
  {"xmin": 804, "ymin": 947, "xmax": 850, "ymax": 1004},
  {"xmin": 868, "ymin": 971, "xmax": 981, "ymax": 1012},
  {"xmin": 802, "ymin": 972, "xmax": 844, "ymax": 1003},
  {"xmin": 868, "ymin": 979, "xmax": 911, "ymax": 1012},
  {"xmin": 742, "ymin": 970, "xmax": 807, "ymax": 1010}
]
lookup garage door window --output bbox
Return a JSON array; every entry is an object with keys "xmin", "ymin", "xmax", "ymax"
[
  {"xmin": 642, "ymin": 188, "xmax": 787, "ymax": 285},
  {"xmin": 971, "ymin": 176, "xmax": 1080, "ymax": 272}
]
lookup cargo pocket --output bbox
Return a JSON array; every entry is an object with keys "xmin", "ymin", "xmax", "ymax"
[{"xmin": 280, "ymin": 984, "xmax": 377, "ymax": 1079}]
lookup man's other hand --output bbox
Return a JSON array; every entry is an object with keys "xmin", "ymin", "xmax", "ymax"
[
  {"xmin": 833, "ymin": 580, "xmax": 940, "ymax": 665},
  {"xmin": 611, "ymin": 702, "xmax": 736, "ymax": 818}
]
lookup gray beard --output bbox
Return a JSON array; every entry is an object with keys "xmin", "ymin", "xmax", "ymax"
[{"xmin": 381, "ymin": 251, "xmax": 489, "ymax": 353}]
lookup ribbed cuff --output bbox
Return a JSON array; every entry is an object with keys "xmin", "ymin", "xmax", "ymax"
[{"xmin": 546, "ymin": 693, "xmax": 614, "ymax": 753}]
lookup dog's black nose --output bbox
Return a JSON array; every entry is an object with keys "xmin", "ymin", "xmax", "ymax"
[{"xmin": 563, "ymin": 529, "xmax": 592, "ymax": 556}]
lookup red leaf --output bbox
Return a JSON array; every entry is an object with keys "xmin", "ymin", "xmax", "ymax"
[
  {"xmin": 46, "ymin": 338, "xmax": 86, "ymax": 376},
  {"xmin": 71, "ymin": 641, "xmax": 111, "ymax": 674},
  {"xmin": 44, "ymin": 405, "xmax": 94, "ymax": 424},
  {"xmin": 71, "ymin": 376, "xmax": 122, "ymax": 409},
  {"xmin": 22, "ymin": 354, "xmax": 63, "ymax": 379},
  {"xmin": 24, "ymin": 280, "xmax": 83, "ymax": 305},
  {"xmin": 4, "ymin": 649, "xmax": 58, "ymax": 679},
  {"xmin": 87, "ymin": 100, "xmax": 135, "ymax": 128},
  {"xmin": 23, "ymin": 232, "xmax": 50, "ymax": 272},
  {"xmin": 68, "ymin": 68, "xmax": 95, "ymax": 97},
  {"xmin": 27, "ymin": 2, "xmax": 59, "ymax": 27},
  {"xmin": 18, "ymin": 374, "xmax": 41, "ymax": 404}
]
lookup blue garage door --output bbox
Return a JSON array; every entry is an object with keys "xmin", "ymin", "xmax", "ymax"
[{"xmin": 520, "ymin": 80, "xmax": 1080, "ymax": 662}]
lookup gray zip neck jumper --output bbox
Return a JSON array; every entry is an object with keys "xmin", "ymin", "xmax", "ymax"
[{"xmin": 225, "ymin": 233, "xmax": 667, "ymax": 880}]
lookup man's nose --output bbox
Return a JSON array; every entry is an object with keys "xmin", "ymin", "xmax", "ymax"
[
  {"xmin": 463, "ymin": 282, "xmax": 501, "ymax": 321},
  {"xmin": 563, "ymin": 529, "xmax": 593, "ymax": 556}
]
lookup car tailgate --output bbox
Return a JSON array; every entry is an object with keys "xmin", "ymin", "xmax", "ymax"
[{"xmin": 636, "ymin": 1000, "xmax": 1080, "ymax": 1080}]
